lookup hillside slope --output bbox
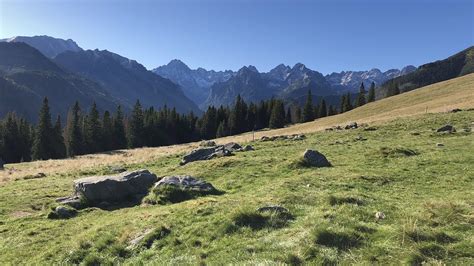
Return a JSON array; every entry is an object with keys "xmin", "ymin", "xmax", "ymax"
[{"xmin": 1, "ymin": 74, "xmax": 473, "ymax": 181}]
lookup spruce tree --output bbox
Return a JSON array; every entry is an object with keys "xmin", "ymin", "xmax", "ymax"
[
  {"xmin": 302, "ymin": 90, "xmax": 314, "ymax": 122},
  {"xmin": 216, "ymin": 121, "xmax": 228, "ymax": 138},
  {"xmin": 52, "ymin": 115, "xmax": 66, "ymax": 159},
  {"xmin": 113, "ymin": 105, "xmax": 127, "ymax": 149},
  {"xmin": 319, "ymin": 98, "xmax": 327, "ymax": 118},
  {"xmin": 295, "ymin": 106, "xmax": 302, "ymax": 123},
  {"xmin": 356, "ymin": 84, "xmax": 367, "ymax": 107},
  {"xmin": 340, "ymin": 94, "xmax": 347, "ymax": 113},
  {"xmin": 128, "ymin": 100, "xmax": 144, "ymax": 148},
  {"xmin": 32, "ymin": 97, "xmax": 54, "ymax": 160},
  {"xmin": 102, "ymin": 111, "xmax": 114, "ymax": 151},
  {"xmin": 368, "ymin": 82, "xmax": 376, "ymax": 102},
  {"xmin": 269, "ymin": 100, "xmax": 285, "ymax": 129},
  {"xmin": 328, "ymin": 105, "xmax": 336, "ymax": 116},
  {"xmin": 343, "ymin": 92, "xmax": 353, "ymax": 112},
  {"xmin": 285, "ymin": 107, "xmax": 292, "ymax": 124},
  {"xmin": 65, "ymin": 101, "xmax": 83, "ymax": 157},
  {"xmin": 84, "ymin": 102, "xmax": 102, "ymax": 153}
]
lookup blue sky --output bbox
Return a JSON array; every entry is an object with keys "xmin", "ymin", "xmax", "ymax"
[{"xmin": 1, "ymin": 0, "xmax": 473, "ymax": 74}]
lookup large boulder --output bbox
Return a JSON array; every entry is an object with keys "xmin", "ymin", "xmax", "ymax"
[
  {"xmin": 180, "ymin": 147, "xmax": 232, "ymax": 165},
  {"xmin": 303, "ymin": 149, "xmax": 331, "ymax": 167},
  {"xmin": 145, "ymin": 176, "xmax": 220, "ymax": 204},
  {"xmin": 72, "ymin": 169, "xmax": 158, "ymax": 205}
]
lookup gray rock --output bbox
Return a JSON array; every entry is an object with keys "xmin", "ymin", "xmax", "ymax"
[
  {"xmin": 243, "ymin": 145, "xmax": 255, "ymax": 151},
  {"xmin": 48, "ymin": 205, "xmax": 77, "ymax": 219},
  {"xmin": 224, "ymin": 142, "xmax": 242, "ymax": 152},
  {"xmin": 375, "ymin": 211, "xmax": 386, "ymax": 221},
  {"xmin": 199, "ymin": 140, "xmax": 216, "ymax": 147},
  {"xmin": 303, "ymin": 149, "xmax": 331, "ymax": 167},
  {"xmin": 73, "ymin": 169, "xmax": 158, "ymax": 205},
  {"xmin": 154, "ymin": 175, "xmax": 217, "ymax": 193},
  {"xmin": 56, "ymin": 196, "xmax": 83, "ymax": 209},
  {"xmin": 436, "ymin": 143, "xmax": 444, "ymax": 147},
  {"xmin": 180, "ymin": 146, "xmax": 232, "ymax": 165},
  {"xmin": 436, "ymin": 125, "xmax": 456, "ymax": 133},
  {"xmin": 345, "ymin": 122, "xmax": 358, "ymax": 129}
]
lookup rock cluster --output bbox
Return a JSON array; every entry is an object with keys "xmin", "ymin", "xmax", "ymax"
[
  {"xmin": 326, "ymin": 122, "xmax": 363, "ymax": 131},
  {"xmin": 57, "ymin": 169, "xmax": 158, "ymax": 208},
  {"xmin": 180, "ymin": 142, "xmax": 251, "ymax": 165},
  {"xmin": 260, "ymin": 134, "xmax": 306, "ymax": 142},
  {"xmin": 154, "ymin": 175, "xmax": 217, "ymax": 192}
]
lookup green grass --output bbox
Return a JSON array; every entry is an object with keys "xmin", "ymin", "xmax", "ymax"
[{"xmin": 0, "ymin": 111, "xmax": 473, "ymax": 265}]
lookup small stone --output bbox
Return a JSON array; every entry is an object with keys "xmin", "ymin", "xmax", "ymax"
[
  {"xmin": 48, "ymin": 206, "xmax": 77, "ymax": 219},
  {"xmin": 375, "ymin": 211, "xmax": 385, "ymax": 220},
  {"xmin": 243, "ymin": 145, "xmax": 255, "ymax": 151},
  {"xmin": 436, "ymin": 143, "xmax": 444, "ymax": 147},
  {"xmin": 436, "ymin": 125, "xmax": 456, "ymax": 133},
  {"xmin": 199, "ymin": 140, "xmax": 216, "ymax": 147},
  {"xmin": 223, "ymin": 142, "xmax": 242, "ymax": 152},
  {"xmin": 450, "ymin": 108, "xmax": 462, "ymax": 113}
]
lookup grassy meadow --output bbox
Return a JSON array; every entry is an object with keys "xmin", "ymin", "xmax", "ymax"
[{"xmin": 0, "ymin": 109, "xmax": 473, "ymax": 265}]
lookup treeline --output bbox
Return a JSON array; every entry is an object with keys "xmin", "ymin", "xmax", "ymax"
[{"xmin": 0, "ymin": 83, "xmax": 377, "ymax": 164}]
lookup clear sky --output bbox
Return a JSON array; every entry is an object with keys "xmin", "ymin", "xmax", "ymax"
[{"xmin": 1, "ymin": 0, "xmax": 473, "ymax": 74}]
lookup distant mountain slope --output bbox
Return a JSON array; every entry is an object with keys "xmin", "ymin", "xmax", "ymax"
[
  {"xmin": 204, "ymin": 63, "xmax": 332, "ymax": 108},
  {"xmin": 153, "ymin": 59, "xmax": 233, "ymax": 106},
  {"xmin": 326, "ymin": 66, "xmax": 416, "ymax": 93},
  {"xmin": 54, "ymin": 50, "xmax": 201, "ymax": 113},
  {"xmin": 380, "ymin": 46, "xmax": 474, "ymax": 97},
  {"xmin": 1, "ymin": 35, "xmax": 82, "ymax": 58},
  {"xmin": 0, "ymin": 42, "xmax": 118, "ymax": 122}
]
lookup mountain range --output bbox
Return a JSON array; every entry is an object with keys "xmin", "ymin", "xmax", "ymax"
[
  {"xmin": 0, "ymin": 36, "xmax": 200, "ymax": 121},
  {"xmin": 1, "ymin": 35, "xmax": 472, "ymax": 121},
  {"xmin": 153, "ymin": 60, "xmax": 417, "ymax": 108}
]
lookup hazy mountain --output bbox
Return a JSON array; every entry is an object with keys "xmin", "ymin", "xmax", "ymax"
[
  {"xmin": 153, "ymin": 60, "xmax": 234, "ymax": 106},
  {"xmin": 0, "ymin": 42, "xmax": 118, "ymax": 122},
  {"xmin": 204, "ymin": 63, "xmax": 332, "ymax": 108},
  {"xmin": 1, "ymin": 35, "xmax": 82, "ymax": 58},
  {"xmin": 326, "ymin": 66, "xmax": 417, "ymax": 93},
  {"xmin": 379, "ymin": 46, "xmax": 474, "ymax": 97},
  {"xmin": 54, "ymin": 50, "xmax": 201, "ymax": 114}
]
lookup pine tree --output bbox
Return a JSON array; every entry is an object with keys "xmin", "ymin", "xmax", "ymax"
[
  {"xmin": 295, "ymin": 106, "xmax": 302, "ymax": 123},
  {"xmin": 113, "ymin": 105, "xmax": 127, "ymax": 149},
  {"xmin": 65, "ymin": 101, "xmax": 83, "ymax": 157},
  {"xmin": 328, "ymin": 105, "xmax": 336, "ymax": 116},
  {"xmin": 52, "ymin": 115, "xmax": 66, "ymax": 159},
  {"xmin": 216, "ymin": 121, "xmax": 229, "ymax": 138},
  {"xmin": 229, "ymin": 95, "xmax": 246, "ymax": 134},
  {"xmin": 84, "ymin": 102, "xmax": 102, "ymax": 153},
  {"xmin": 102, "ymin": 111, "xmax": 114, "ymax": 151},
  {"xmin": 319, "ymin": 98, "xmax": 327, "ymax": 118},
  {"xmin": 302, "ymin": 90, "xmax": 314, "ymax": 122},
  {"xmin": 269, "ymin": 100, "xmax": 285, "ymax": 129},
  {"xmin": 368, "ymin": 82, "xmax": 376, "ymax": 102},
  {"xmin": 340, "ymin": 94, "xmax": 347, "ymax": 113},
  {"xmin": 356, "ymin": 83, "xmax": 367, "ymax": 107},
  {"xmin": 285, "ymin": 107, "xmax": 292, "ymax": 124},
  {"xmin": 32, "ymin": 97, "xmax": 55, "ymax": 160},
  {"xmin": 343, "ymin": 92, "xmax": 353, "ymax": 112},
  {"xmin": 128, "ymin": 100, "xmax": 144, "ymax": 148}
]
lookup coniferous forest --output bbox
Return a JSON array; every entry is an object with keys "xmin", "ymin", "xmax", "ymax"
[{"xmin": 0, "ymin": 88, "xmax": 377, "ymax": 164}]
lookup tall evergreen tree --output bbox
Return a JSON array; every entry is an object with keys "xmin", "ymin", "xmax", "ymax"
[
  {"xmin": 295, "ymin": 106, "xmax": 302, "ymax": 123},
  {"xmin": 113, "ymin": 105, "xmax": 127, "ymax": 149},
  {"xmin": 128, "ymin": 100, "xmax": 144, "ymax": 148},
  {"xmin": 52, "ymin": 115, "xmax": 66, "ymax": 159},
  {"xmin": 343, "ymin": 92, "xmax": 353, "ymax": 112},
  {"xmin": 368, "ymin": 82, "xmax": 376, "ymax": 102},
  {"xmin": 216, "ymin": 120, "xmax": 229, "ymax": 138},
  {"xmin": 269, "ymin": 100, "xmax": 285, "ymax": 129},
  {"xmin": 328, "ymin": 105, "xmax": 336, "ymax": 116},
  {"xmin": 32, "ymin": 98, "xmax": 55, "ymax": 160},
  {"xmin": 319, "ymin": 98, "xmax": 327, "ymax": 118},
  {"xmin": 302, "ymin": 90, "xmax": 314, "ymax": 122},
  {"xmin": 356, "ymin": 83, "xmax": 367, "ymax": 107},
  {"xmin": 340, "ymin": 94, "xmax": 347, "ymax": 113},
  {"xmin": 229, "ymin": 95, "xmax": 246, "ymax": 134},
  {"xmin": 84, "ymin": 102, "xmax": 102, "ymax": 153},
  {"xmin": 102, "ymin": 111, "xmax": 114, "ymax": 151},
  {"xmin": 65, "ymin": 101, "xmax": 83, "ymax": 157},
  {"xmin": 285, "ymin": 107, "xmax": 292, "ymax": 124}
]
